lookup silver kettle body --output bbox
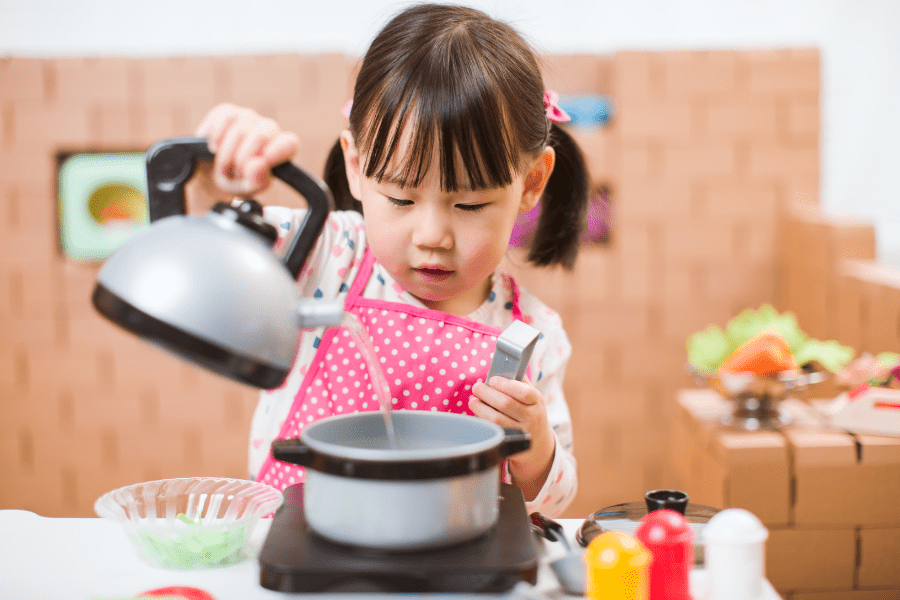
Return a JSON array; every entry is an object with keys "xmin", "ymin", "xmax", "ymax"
[{"xmin": 93, "ymin": 138, "xmax": 341, "ymax": 389}]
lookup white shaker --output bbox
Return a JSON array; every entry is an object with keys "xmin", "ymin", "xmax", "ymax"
[{"xmin": 703, "ymin": 508, "xmax": 769, "ymax": 600}]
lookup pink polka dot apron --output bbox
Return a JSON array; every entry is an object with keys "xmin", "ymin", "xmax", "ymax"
[{"xmin": 256, "ymin": 248, "xmax": 527, "ymax": 489}]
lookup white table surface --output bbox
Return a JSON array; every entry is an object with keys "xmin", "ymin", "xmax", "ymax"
[{"xmin": 0, "ymin": 510, "xmax": 782, "ymax": 600}]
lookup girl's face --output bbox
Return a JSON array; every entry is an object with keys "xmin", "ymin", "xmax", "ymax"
[{"xmin": 341, "ymin": 129, "xmax": 554, "ymax": 316}]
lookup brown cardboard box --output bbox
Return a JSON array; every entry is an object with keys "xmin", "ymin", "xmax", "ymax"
[
  {"xmin": 767, "ymin": 527, "xmax": 856, "ymax": 590},
  {"xmin": 675, "ymin": 389, "xmax": 900, "ymax": 597},
  {"xmin": 787, "ymin": 427, "xmax": 900, "ymax": 527},
  {"xmin": 793, "ymin": 592, "xmax": 900, "ymax": 600},
  {"xmin": 858, "ymin": 528, "xmax": 900, "ymax": 587}
]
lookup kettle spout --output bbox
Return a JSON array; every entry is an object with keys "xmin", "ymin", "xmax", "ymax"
[{"xmin": 296, "ymin": 298, "xmax": 344, "ymax": 329}]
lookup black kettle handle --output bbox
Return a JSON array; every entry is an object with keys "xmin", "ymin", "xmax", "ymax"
[{"xmin": 145, "ymin": 137, "xmax": 333, "ymax": 280}]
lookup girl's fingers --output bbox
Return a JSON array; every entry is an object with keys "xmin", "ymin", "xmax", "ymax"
[
  {"xmin": 262, "ymin": 130, "xmax": 301, "ymax": 164},
  {"xmin": 468, "ymin": 393, "xmax": 519, "ymax": 430},
  {"xmin": 487, "ymin": 376, "xmax": 540, "ymax": 405},
  {"xmin": 233, "ymin": 117, "xmax": 278, "ymax": 168},
  {"xmin": 196, "ymin": 103, "xmax": 241, "ymax": 151},
  {"xmin": 472, "ymin": 380, "xmax": 529, "ymax": 423}
]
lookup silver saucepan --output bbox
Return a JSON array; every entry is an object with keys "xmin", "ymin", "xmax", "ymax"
[{"xmin": 271, "ymin": 411, "xmax": 530, "ymax": 551}]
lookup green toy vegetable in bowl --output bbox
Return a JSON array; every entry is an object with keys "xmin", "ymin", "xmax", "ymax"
[
  {"xmin": 95, "ymin": 477, "xmax": 282, "ymax": 569},
  {"xmin": 687, "ymin": 304, "xmax": 855, "ymax": 376}
]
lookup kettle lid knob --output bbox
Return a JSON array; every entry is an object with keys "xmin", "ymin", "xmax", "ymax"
[{"xmin": 212, "ymin": 200, "xmax": 278, "ymax": 246}]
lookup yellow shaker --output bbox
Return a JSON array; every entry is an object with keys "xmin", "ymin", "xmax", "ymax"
[{"xmin": 584, "ymin": 531, "xmax": 652, "ymax": 600}]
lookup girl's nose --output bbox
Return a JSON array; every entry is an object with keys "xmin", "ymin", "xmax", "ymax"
[{"xmin": 413, "ymin": 206, "xmax": 453, "ymax": 250}]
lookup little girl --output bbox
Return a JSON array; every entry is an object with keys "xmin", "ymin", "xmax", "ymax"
[{"xmin": 192, "ymin": 3, "xmax": 589, "ymax": 516}]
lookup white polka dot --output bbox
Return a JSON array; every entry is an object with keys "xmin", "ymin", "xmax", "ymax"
[
  {"xmin": 435, "ymin": 388, "xmax": 441, "ymax": 395},
  {"xmin": 403, "ymin": 390, "xmax": 410, "ymax": 396},
  {"xmin": 326, "ymin": 353, "xmax": 333, "ymax": 360},
  {"xmin": 455, "ymin": 343, "xmax": 461, "ymax": 350},
  {"xmin": 407, "ymin": 371, "xmax": 414, "ymax": 378},
  {"xmin": 349, "ymin": 370, "xmax": 356, "ymax": 377},
  {"xmin": 337, "ymin": 347, "xmax": 344, "ymax": 353},
  {"xmin": 457, "ymin": 326, "xmax": 463, "ymax": 332},
  {"xmin": 337, "ymin": 375, "xmax": 343, "ymax": 382},
  {"xmin": 443, "ymin": 399, "xmax": 450, "ymax": 405},
  {"xmin": 446, "ymin": 332, "xmax": 452, "ymax": 339},
  {"xmin": 382, "ymin": 310, "xmax": 388, "ymax": 316},
  {"xmin": 435, "ymin": 339, "xmax": 441, "ymax": 345},
  {"xmin": 451, "ymin": 361, "xmax": 457, "ymax": 368},
  {"xmin": 423, "ymin": 395, "xmax": 429, "ymax": 401},
  {"xmin": 427, "ymin": 328, "xmax": 433, "ymax": 334},
  {"xmin": 399, "ymin": 360, "xmax": 405, "ymax": 366},
  {"xmin": 439, "ymin": 369, "xmax": 446, "ymax": 375},
  {"xmin": 423, "ymin": 346, "xmax": 430, "ymax": 352},
  {"xmin": 342, "ymin": 358, "xmax": 349, "ymax": 365},
  {"xmin": 415, "ymin": 383, "xmax": 422, "ymax": 390},
  {"xmin": 354, "ymin": 381, "xmax": 360, "ymax": 388},
  {"xmin": 482, "ymin": 342, "xmax": 488, "ymax": 348},
  {"xmin": 408, "ymin": 325, "xmax": 414, "ymax": 332},
  {"xmin": 427, "ymin": 376, "xmax": 434, "ymax": 382},
  {"xmin": 443, "ymin": 350, "xmax": 450, "ymax": 357},
  {"xmin": 419, "ymin": 364, "xmax": 426, "ymax": 371},
  {"xmin": 431, "ymin": 357, "xmax": 438, "ymax": 364},
  {"xmin": 415, "ymin": 336, "xmax": 422, "ymax": 342},
  {"xmin": 388, "ymin": 319, "xmax": 394, "ymax": 326},
  {"xmin": 391, "ymin": 349, "xmax": 398, "ymax": 355},
  {"xmin": 447, "ymin": 380, "xmax": 453, "ymax": 387},
  {"xmin": 462, "ymin": 355, "xmax": 468, "ymax": 362},
  {"xmin": 342, "ymin": 329, "xmax": 349, "ymax": 337},
  {"xmin": 395, "ymin": 379, "xmax": 401, "ymax": 385},
  {"xmin": 331, "ymin": 365, "xmax": 337, "ymax": 371},
  {"xmin": 387, "ymin": 367, "xmax": 393, "ymax": 374},
  {"xmin": 318, "ymin": 408, "xmax": 325, "ymax": 415},
  {"xmin": 355, "ymin": 352, "xmax": 361, "ymax": 359},
  {"xmin": 465, "ymin": 384, "xmax": 471, "ymax": 390},
  {"xmin": 411, "ymin": 402, "xmax": 418, "ymax": 408},
  {"xmin": 419, "ymin": 318, "xmax": 426, "ymax": 324},
  {"xmin": 315, "ymin": 379, "xmax": 322, "ymax": 387},
  {"xmin": 371, "ymin": 317, "xmax": 377, "ymax": 323},
  {"xmin": 480, "ymin": 360, "xmax": 487, "ymax": 366}
]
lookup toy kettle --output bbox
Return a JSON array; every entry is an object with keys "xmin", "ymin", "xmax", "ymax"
[{"xmin": 92, "ymin": 137, "xmax": 343, "ymax": 389}]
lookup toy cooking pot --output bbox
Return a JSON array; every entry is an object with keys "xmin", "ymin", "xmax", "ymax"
[
  {"xmin": 92, "ymin": 138, "xmax": 343, "ymax": 389},
  {"xmin": 271, "ymin": 411, "xmax": 531, "ymax": 550}
]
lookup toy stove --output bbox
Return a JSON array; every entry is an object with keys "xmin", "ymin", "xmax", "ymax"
[{"xmin": 258, "ymin": 483, "xmax": 539, "ymax": 593}]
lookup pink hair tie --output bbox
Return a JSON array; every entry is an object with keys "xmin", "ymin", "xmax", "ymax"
[
  {"xmin": 543, "ymin": 90, "xmax": 571, "ymax": 124},
  {"xmin": 341, "ymin": 99, "xmax": 353, "ymax": 119}
]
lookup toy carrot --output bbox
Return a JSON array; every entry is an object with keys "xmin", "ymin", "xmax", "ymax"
[{"xmin": 718, "ymin": 329, "xmax": 797, "ymax": 377}]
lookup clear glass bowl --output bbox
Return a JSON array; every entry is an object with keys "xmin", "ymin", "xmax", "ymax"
[{"xmin": 94, "ymin": 477, "xmax": 283, "ymax": 569}]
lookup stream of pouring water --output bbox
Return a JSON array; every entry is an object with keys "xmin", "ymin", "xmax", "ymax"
[{"xmin": 338, "ymin": 313, "xmax": 399, "ymax": 449}]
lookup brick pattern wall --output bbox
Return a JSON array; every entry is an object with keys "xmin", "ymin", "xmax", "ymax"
[{"xmin": 0, "ymin": 49, "xmax": 819, "ymax": 519}]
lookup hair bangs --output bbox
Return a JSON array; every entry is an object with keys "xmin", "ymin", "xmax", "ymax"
[{"xmin": 353, "ymin": 45, "xmax": 522, "ymax": 192}]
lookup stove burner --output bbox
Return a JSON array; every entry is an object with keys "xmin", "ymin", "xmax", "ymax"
[{"xmin": 259, "ymin": 483, "xmax": 539, "ymax": 593}]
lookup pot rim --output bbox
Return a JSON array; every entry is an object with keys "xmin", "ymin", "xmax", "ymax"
[{"xmin": 299, "ymin": 411, "xmax": 504, "ymax": 463}]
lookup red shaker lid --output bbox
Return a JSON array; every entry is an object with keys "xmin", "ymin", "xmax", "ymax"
[{"xmin": 636, "ymin": 508, "xmax": 695, "ymax": 546}]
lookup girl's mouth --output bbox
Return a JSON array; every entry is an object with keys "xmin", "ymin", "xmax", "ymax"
[{"xmin": 415, "ymin": 265, "xmax": 454, "ymax": 281}]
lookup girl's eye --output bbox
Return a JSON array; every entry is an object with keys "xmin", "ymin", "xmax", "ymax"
[
  {"xmin": 457, "ymin": 203, "xmax": 487, "ymax": 212},
  {"xmin": 388, "ymin": 197, "xmax": 413, "ymax": 208}
]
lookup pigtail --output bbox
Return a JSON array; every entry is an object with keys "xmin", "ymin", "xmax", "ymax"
[
  {"xmin": 323, "ymin": 137, "xmax": 363, "ymax": 213},
  {"xmin": 527, "ymin": 123, "xmax": 590, "ymax": 270}
]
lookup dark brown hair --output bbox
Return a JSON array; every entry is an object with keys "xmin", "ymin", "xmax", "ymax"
[{"xmin": 324, "ymin": 3, "xmax": 589, "ymax": 269}]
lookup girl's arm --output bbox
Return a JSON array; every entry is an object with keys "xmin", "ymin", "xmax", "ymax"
[{"xmin": 470, "ymin": 306, "xmax": 577, "ymax": 515}]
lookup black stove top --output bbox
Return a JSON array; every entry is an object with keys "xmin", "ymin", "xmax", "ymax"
[{"xmin": 259, "ymin": 483, "xmax": 539, "ymax": 593}]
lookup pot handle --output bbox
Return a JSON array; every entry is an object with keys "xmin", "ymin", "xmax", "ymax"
[
  {"xmin": 499, "ymin": 428, "xmax": 531, "ymax": 458},
  {"xmin": 270, "ymin": 438, "xmax": 313, "ymax": 466}
]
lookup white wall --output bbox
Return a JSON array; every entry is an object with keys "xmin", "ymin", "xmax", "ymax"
[{"xmin": 3, "ymin": 0, "xmax": 900, "ymax": 265}]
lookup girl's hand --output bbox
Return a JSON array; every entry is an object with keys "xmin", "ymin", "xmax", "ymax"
[
  {"xmin": 469, "ymin": 375, "xmax": 555, "ymax": 501},
  {"xmin": 194, "ymin": 103, "xmax": 300, "ymax": 196}
]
